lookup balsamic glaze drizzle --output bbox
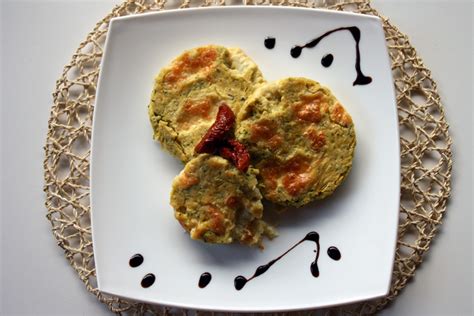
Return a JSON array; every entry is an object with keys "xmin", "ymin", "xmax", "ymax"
[
  {"xmin": 198, "ymin": 272, "xmax": 212, "ymax": 288},
  {"xmin": 129, "ymin": 239, "xmax": 340, "ymax": 290},
  {"xmin": 234, "ymin": 232, "xmax": 320, "ymax": 290},
  {"xmin": 129, "ymin": 254, "xmax": 144, "ymax": 268},
  {"xmin": 264, "ymin": 37, "xmax": 276, "ymax": 49},
  {"xmin": 290, "ymin": 26, "xmax": 372, "ymax": 86},
  {"xmin": 141, "ymin": 273, "xmax": 156, "ymax": 288}
]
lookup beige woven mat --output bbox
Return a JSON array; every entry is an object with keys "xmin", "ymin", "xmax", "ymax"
[{"xmin": 43, "ymin": 0, "xmax": 452, "ymax": 314}]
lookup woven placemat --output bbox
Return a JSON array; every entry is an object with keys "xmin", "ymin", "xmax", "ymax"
[{"xmin": 43, "ymin": 0, "xmax": 452, "ymax": 314}]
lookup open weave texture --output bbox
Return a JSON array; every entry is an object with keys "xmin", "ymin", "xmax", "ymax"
[{"xmin": 43, "ymin": 0, "xmax": 452, "ymax": 314}]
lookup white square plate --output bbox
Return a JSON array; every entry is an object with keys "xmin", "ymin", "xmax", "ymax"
[{"xmin": 91, "ymin": 6, "xmax": 399, "ymax": 312}]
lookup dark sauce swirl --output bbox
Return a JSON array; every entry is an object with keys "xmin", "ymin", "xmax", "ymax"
[
  {"xmin": 234, "ymin": 232, "xmax": 321, "ymax": 290},
  {"xmin": 290, "ymin": 26, "xmax": 372, "ymax": 86}
]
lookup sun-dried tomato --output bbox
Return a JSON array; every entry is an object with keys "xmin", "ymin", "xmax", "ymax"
[
  {"xmin": 194, "ymin": 103, "xmax": 250, "ymax": 172},
  {"xmin": 194, "ymin": 103, "xmax": 235, "ymax": 154},
  {"xmin": 219, "ymin": 139, "xmax": 250, "ymax": 173}
]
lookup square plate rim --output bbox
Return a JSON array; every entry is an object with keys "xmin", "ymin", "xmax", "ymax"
[
  {"xmin": 107, "ymin": 5, "xmax": 383, "ymax": 25},
  {"xmin": 99, "ymin": 286, "xmax": 389, "ymax": 312},
  {"xmin": 89, "ymin": 5, "xmax": 399, "ymax": 313}
]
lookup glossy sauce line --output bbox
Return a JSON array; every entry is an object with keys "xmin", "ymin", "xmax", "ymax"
[
  {"xmin": 290, "ymin": 26, "xmax": 372, "ymax": 86},
  {"xmin": 234, "ymin": 231, "xmax": 320, "ymax": 290}
]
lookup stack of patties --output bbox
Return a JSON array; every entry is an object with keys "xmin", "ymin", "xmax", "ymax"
[
  {"xmin": 148, "ymin": 46, "xmax": 355, "ymax": 248},
  {"xmin": 149, "ymin": 45, "xmax": 275, "ymax": 247}
]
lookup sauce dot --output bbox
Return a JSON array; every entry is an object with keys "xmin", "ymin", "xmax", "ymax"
[
  {"xmin": 129, "ymin": 254, "xmax": 144, "ymax": 268},
  {"xmin": 327, "ymin": 246, "xmax": 341, "ymax": 261},
  {"xmin": 198, "ymin": 272, "xmax": 212, "ymax": 288},
  {"xmin": 141, "ymin": 273, "xmax": 155, "ymax": 288},
  {"xmin": 234, "ymin": 276, "xmax": 247, "ymax": 290},
  {"xmin": 264, "ymin": 37, "xmax": 276, "ymax": 49},
  {"xmin": 290, "ymin": 46, "xmax": 302, "ymax": 58},
  {"xmin": 321, "ymin": 54, "xmax": 334, "ymax": 67}
]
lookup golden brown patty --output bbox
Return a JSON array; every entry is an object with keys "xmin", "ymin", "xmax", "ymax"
[
  {"xmin": 148, "ymin": 45, "xmax": 264, "ymax": 162},
  {"xmin": 235, "ymin": 77, "xmax": 356, "ymax": 207},
  {"xmin": 170, "ymin": 154, "xmax": 277, "ymax": 247}
]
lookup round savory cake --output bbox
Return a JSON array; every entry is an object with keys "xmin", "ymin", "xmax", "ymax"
[
  {"xmin": 170, "ymin": 154, "xmax": 276, "ymax": 247},
  {"xmin": 235, "ymin": 77, "xmax": 356, "ymax": 207},
  {"xmin": 148, "ymin": 45, "xmax": 264, "ymax": 162}
]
